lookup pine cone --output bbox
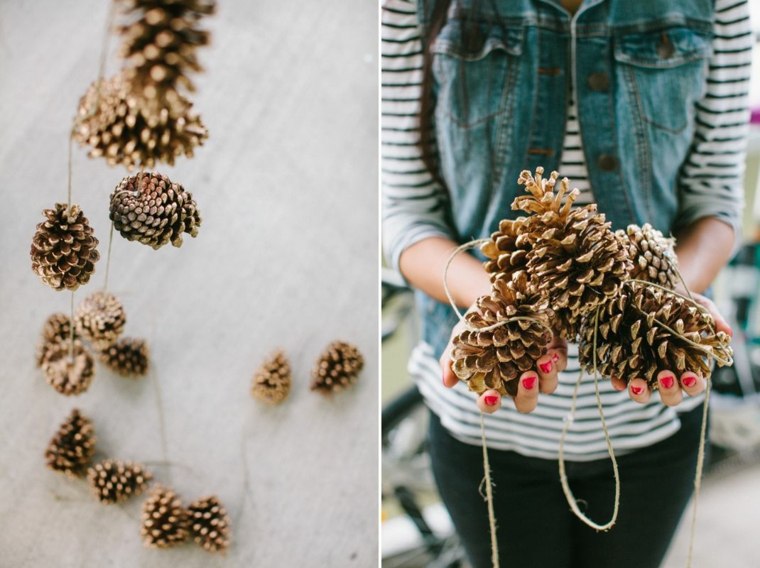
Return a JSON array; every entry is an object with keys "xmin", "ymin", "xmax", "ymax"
[
  {"xmin": 100, "ymin": 337, "xmax": 150, "ymax": 378},
  {"xmin": 251, "ymin": 350, "xmax": 291, "ymax": 404},
  {"xmin": 579, "ymin": 282, "xmax": 733, "ymax": 387},
  {"xmin": 188, "ymin": 495, "xmax": 231, "ymax": 553},
  {"xmin": 117, "ymin": 0, "xmax": 216, "ymax": 116},
  {"xmin": 451, "ymin": 272, "xmax": 552, "ymax": 396},
  {"xmin": 141, "ymin": 485, "xmax": 190, "ymax": 548},
  {"xmin": 512, "ymin": 168, "xmax": 633, "ymax": 339},
  {"xmin": 45, "ymin": 409, "xmax": 96, "ymax": 478},
  {"xmin": 87, "ymin": 459, "xmax": 152, "ymax": 504},
  {"xmin": 480, "ymin": 217, "xmax": 532, "ymax": 284},
  {"xmin": 41, "ymin": 341, "xmax": 95, "ymax": 396},
  {"xmin": 311, "ymin": 341, "xmax": 365, "ymax": 393},
  {"xmin": 74, "ymin": 73, "xmax": 208, "ymax": 169},
  {"xmin": 109, "ymin": 171, "xmax": 201, "ymax": 249},
  {"xmin": 617, "ymin": 223, "xmax": 679, "ymax": 289},
  {"xmin": 36, "ymin": 313, "xmax": 79, "ymax": 367},
  {"xmin": 30, "ymin": 203, "xmax": 100, "ymax": 291},
  {"xmin": 76, "ymin": 292, "xmax": 127, "ymax": 350}
]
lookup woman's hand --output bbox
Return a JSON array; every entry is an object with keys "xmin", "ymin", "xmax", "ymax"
[{"xmin": 610, "ymin": 290, "xmax": 733, "ymax": 406}]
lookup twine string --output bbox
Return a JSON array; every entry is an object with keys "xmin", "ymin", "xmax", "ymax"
[
  {"xmin": 68, "ymin": 291, "xmax": 75, "ymax": 362},
  {"xmin": 686, "ymin": 378, "xmax": 711, "ymax": 568},
  {"xmin": 103, "ymin": 222, "xmax": 115, "ymax": 291},
  {"xmin": 480, "ymin": 413, "xmax": 500, "ymax": 568}
]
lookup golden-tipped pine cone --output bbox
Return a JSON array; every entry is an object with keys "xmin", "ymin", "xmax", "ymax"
[
  {"xmin": 87, "ymin": 459, "xmax": 152, "ymax": 504},
  {"xmin": 141, "ymin": 486, "xmax": 190, "ymax": 548},
  {"xmin": 76, "ymin": 292, "xmax": 127, "ymax": 350},
  {"xmin": 187, "ymin": 495, "xmax": 231, "ymax": 553},
  {"xmin": 311, "ymin": 341, "xmax": 365, "ymax": 393},
  {"xmin": 480, "ymin": 217, "xmax": 532, "ymax": 283},
  {"xmin": 617, "ymin": 223, "xmax": 679, "ymax": 289},
  {"xmin": 41, "ymin": 340, "xmax": 95, "ymax": 396},
  {"xmin": 45, "ymin": 409, "xmax": 96, "ymax": 478},
  {"xmin": 251, "ymin": 350, "xmax": 291, "ymax": 404},
  {"xmin": 100, "ymin": 337, "xmax": 150, "ymax": 378},
  {"xmin": 36, "ymin": 313, "xmax": 79, "ymax": 367}
]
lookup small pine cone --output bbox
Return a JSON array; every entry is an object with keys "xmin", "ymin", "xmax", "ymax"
[
  {"xmin": 579, "ymin": 282, "xmax": 733, "ymax": 387},
  {"xmin": 188, "ymin": 496, "xmax": 231, "ymax": 553},
  {"xmin": 76, "ymin": 292, "xmax": 127, "ymax": 350},
  {"xmin": 251, "ymin": 350, "xmax": 291, "ymax": 404},
  {"xmin": 311, "ymin": 341, "xmax": 365, "ymax": 394},
  {"xmin": 45, "ymin": 409, "xmax": 96, "ymax": 477},
  {"xmin": 617, "ymin": 223, "xmax": 679, "ymax": 289},
  {"xmin": 36, "ymin": 313, "xmax": 79, "ymax": 367},
  {"xmin": 100, "ymin": 338, "xmax": 150, "ymax": 378},
  {"xmin": 30, "ymin": 203, "xmax": 100, "ymax": 291},
  {"xmin": 109, "ymin": 171, "xmax": 201, "ymax": 249},
  {"xmin": 41, "ymin": 341, "xmax": 95, "ymax": 396},
  {"xmin": 141, "ymin": 486, "xmax": 190, "ymax": 548},
  {"xmin": 451, "ymin": 272, "xmax": 552, "ymax": 396},
  {"xmin": 87, "ymin": 459, "xmax": 152, "ymax": 504},
  {"xmin": 480, "ymin": 217, "xmax": 532, "ymax": 283},
  {"xmin": 74, "ymin": 73, "xmax": 208, "ymax": 169}
]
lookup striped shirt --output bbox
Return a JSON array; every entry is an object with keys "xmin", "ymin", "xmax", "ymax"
[{"xmin": 382, "ymin": 0, "xmax": 753, "ymax": 460}]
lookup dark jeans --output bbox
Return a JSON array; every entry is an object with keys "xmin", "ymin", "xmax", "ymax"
[{"xmin": 428, "ymin": 405, "xmax": 706, "ymax": 568}]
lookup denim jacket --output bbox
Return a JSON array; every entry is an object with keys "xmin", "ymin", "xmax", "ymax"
[{"xmin": 413, "ymin": 0, "xmax": 735, "ymax": 358}]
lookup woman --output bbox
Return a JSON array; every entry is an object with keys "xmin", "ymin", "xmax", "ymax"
[{"xmin": 382, "ymin": 0, "xmax": 753, "ymax": 566}]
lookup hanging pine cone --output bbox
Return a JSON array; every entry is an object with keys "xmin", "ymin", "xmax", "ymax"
[
  {"xmin": 87, "ymin": 459, "xmax": 152, "ymax": 504},
  {"xmin": 141, "ymin": 485, "xmax": 190, "ymax": 548},
  {"xmin": 74, "ymin": 73, "xmax": 208, "ymax": 169},
  {"xmin": 30, "ymin": 203, "xmax": 100, "ymax": 291},
  {"xmin": 187, "ymin": 495, "xmax": 231, "ymax": 553},
  {"xmin": 45, "ymin": 409, "xmax": 96, "ymax": 478},
  {"xmin": 36, "ymin": 313, "xmax": 79, "ymax": 367},
  {"xmin": 117, "ymin": 0, "xmax": 216, "ymax": 116},
  {"xmin": 512, "ymin": 168, "xmax": 633, "ymax": 339},
  {"xmin": 311, "ymin": 341, "xmax": 365, "ymax": 394},
  {"xmin": 579, "ymin": 282, "xmax": 733, "ymax": 387},
  {"xmin": 41, "ymin": 340, "xmax": 95, "ymax": 396},
  {"xmin": 109, "ymin": 171, "xmax": 201, "ymax": 249},
  {"xmin": 251, "ymin": 350, "xmax": 291, "ymax": 404},
  {"xmin": 75, "ymin": 292, "xmax": 127, "ymax": 350},
  {"xmin": 480, "ymin": 217, "xmax": 532, "ymax": 284},
  {"xmin": 451, "ymin": 272, "xmax": 552, "ymax": 396},
  {"xmin": 99, "ymin": 337, "xmax": 150, "ymax": 378},
  {"xmin": 617, "ymin": 223, "xmax": 679, "ymax": 289}
]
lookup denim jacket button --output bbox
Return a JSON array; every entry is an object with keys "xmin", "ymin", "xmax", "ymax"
[
  {"xmin": 597, "ymin": 154, "xmax": 619, "ymax": 171},
  {"xmin": 587, "ymin": 72, "xmax": 610, "ymax": 91}
]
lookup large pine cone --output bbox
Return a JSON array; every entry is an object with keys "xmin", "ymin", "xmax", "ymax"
[
  {"xmin": 99, "ymin": 337, "xmax": 150, "ymax": 378},
  {"xmin": 251, "ymin": 350, "xmax": 291, "ymax": 404},
  {"xmin": 188, "ymin": 495, "xmax": 231, "ymax": 553},
  {"xmin": 30, "ymin": 204, "xmax": 100, "ymax": 291},
  {"xmin": 74, "ymin": 73, "xmax": 207, "ymax": 169},
  {"xmin": 579, "ymin": 282, "xmax": 733, "ymax": 387},
  {"xmin": 87, "ymin": 459, "xmax": 152, "ymax": 504},
  {"xmin": 76, "ymin": 292, "xmax": 127, "ymax": 350},
  {"xmin": 480, "ymin": 217, "xmax": 532, "ymax": 284},
  {"xmin": 311, "ymin": 341, "xmax": 365, "ymax": 394},
  {"xmin": 109, "ymin": 171, "xmax": 201, "ymax": 249},
  {"xmin": 451, "ymin": 273, "xmax": 552, "ymax": 396},
  {"xmin": 45, "ymin": 409, "xmax": 96, "ymax": 478},
  {"xmin": 36, "ymin": 313, "xmax": 79, "ymax": 367},
  {"xmin": 141, "ymin": 486, "xmax": 190, "ymax": 548},
  {"xmin": 41, "ymin": 341, "xmax": 95, "ymax": 396},
  {"xmin": 617, "ymin": 223, "xmax": 679, "ymax": 289}
]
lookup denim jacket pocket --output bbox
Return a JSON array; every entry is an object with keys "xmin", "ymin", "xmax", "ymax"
[
  {"xmin": 432, "ymin": 22, "xmax": 524, "ymax": 128},
  {"xmin": 614, "ymin": 26, "xmax": 712, "ymax": 134}
]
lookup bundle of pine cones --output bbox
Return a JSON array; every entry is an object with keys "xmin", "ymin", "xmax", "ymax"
[{"xmin": 452, "ymin": 167, "xmax": 733, "ymax": 395}]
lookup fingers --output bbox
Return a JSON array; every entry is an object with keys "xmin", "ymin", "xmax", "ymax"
[
  {"xmin": 477, "ymin": 389, "xmax": 502, "ymax": 414},
  {"xmin": 514, "ymin": 371, "xmax": 539, "ymax": 413},
  {"xmin": 439, "ymin": 348, "xmax": 459, "ymax": 388},
  {"xmin": 610, "ymin": 376, "xmax": 626, "ymax": 391},
  {"xmin": 694, "ymin": 294, "xmax": 733, "ymax": 337},
  {"xmin": 536, "ymin": 353, "xmax": 559, "ymax": 394},
  {"xmin": 657, "ymin": 370, "xmax": 682, "ymax": 407},
  {"xmin": 628, "ymin": 378, "xmax": 651, "ymax": 404},
  {"xmin": 680, "ymin": 371, "xmax": 705, "ymax": 397}
]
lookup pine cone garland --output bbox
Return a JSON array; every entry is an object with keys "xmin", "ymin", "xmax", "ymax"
[
  {"xmin": 251, "ymin": 350, "xmax": 291, "ymax": 404},
  {"xmin": 30, "ymin": 203, "xmax": 100, "ymax": 291},
  {"xmin": 188, "ymin": 496, "xmax": 231, "ymax": 553},
  {"xmin": 451, "ymin": 273, "xmax": 552, "ymax": 396},
  {"xmin": 109, "ymin": 171, "xmax": 201, "ymax": 249},
  {"xmin": 45, "ymin": 409, "xmax": 96, "ymax": 477},
  {"xmin": 41, "ymin": 341, "xmax": 95, "ymax": 396},
  {"xmin": 36, "ymin": 313, "xmax": 78, "ymax": 367},
  {"xmin": 579, "ymin": 282, "xmax": 733, "ymax": 387},
  {"xmin": 76, "ymin": 292, "xmax": 127, "ymax": 350},
  {"xmin": 141, "ymin": 486, "xmax": 190, "ymax": 548},
  {"xmin": 87, "ymin": 459, "xmax": 152, "ymax": 504},
  {"xmin": 617, "ymin": 223, "xmax": 679, "ymax": 289},
  {"xmin": 311, "ymin": 341, "xmax": 365, "ymax": 393},
  {"xmin": 100, "ymin": 337, "xmax": 150, "ymax": 378},
  {"xmin": 480, "ymin": 217, "xmax": 532, "ymax": 283}
]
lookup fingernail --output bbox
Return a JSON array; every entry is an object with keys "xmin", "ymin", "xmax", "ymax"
[
  {"xmin": 630, "ymin": 385, "xmax": 644, "ymax": 395},
  {"xmin": 660, "ymin": 374, "xmax": 675, "ymax": 389},
  {"xmin": 539, "ymin": 360, "xmax": 553, "ymax": 374},
  {"xmin": 484, "ymin": 395, "xmax": 499, "ymax": 406},
  {"xmin": 522, "ymin": 375, "xmax": 537, "ymax": 390},
  {"xmin": 552, "ymin": 353, "xmax": 560, "ymax": 362},
  {"xmin": 682, "ymin": 374, "xmax": 697, "ymax": 388}
]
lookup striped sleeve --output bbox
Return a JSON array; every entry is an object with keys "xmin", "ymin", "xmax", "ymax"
[
  {"xmin": 381, "ymin": 0, "xmax": 454, "ymax": 271},
  {"xmin": 676, "ymin": 0, "xmax": 754, "ymax": 236}
]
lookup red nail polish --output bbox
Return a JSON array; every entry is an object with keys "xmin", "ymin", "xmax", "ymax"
[
  {"xmin": 630, "ymin": 385, "xmax": 644, "ymax": 395},
  {"xmin": 552, "ymin": 353, "xmax": 560, "ymax": 363},
  {"xmin": 522, "ymin": 375, "xmax": 537, "ymax": 390},
  {"xmin": 484, "ymin": 395, "xmax": 499, "ymax": 406},
  {"xmin": 660, "ymin": 375, "xmax": 675, "ymax": 389},
  {"xmin": 682, "ymin": 375, "xmax": 697, "ymax": 388},
  {"xmin": 539, "ymin": 360, "xmax": 553, "ymax": 374}
]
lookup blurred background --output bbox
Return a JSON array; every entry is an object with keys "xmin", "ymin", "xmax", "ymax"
[{"xmin": 381, "ymin": 7, "xmax": 760, "ymax": 568}]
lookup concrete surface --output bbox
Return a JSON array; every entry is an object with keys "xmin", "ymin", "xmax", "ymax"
[{"xmin": 0, "ymin": 1, "xmax": 378, "ymax": 567}]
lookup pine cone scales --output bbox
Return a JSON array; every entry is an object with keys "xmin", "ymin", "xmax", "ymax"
[
  {"xmin": 87, "ymin": 459, "xmax": 152, "ymax": 504},
  {"xmin": 109, "ymin": 171, "xmax": 201, "ymax": 249},
  {"xmin": 251, "ymin": 350, "xmax": 291, "ymax": 404},
  {"xmin": 36, "ymin": 313, "xmax": 78, "ymax": 367},
  {"xmin": 76, "ymin": 292, "xmax": 127, "ymax": 349},
  {"xmin": 188, "ymin": 496, "xmax": 231, "ymax": 553},
  {"xmin": 451, "ymin": 273, "xmax": 552, "ymax": 396},
  {"xmin": 481, "ymin": 217, "xmax": 532, "ymax": 282},
  {"xmin": 30, "ymin": 204, "xmax": 100, "ymax": 291},
  {"xmin": 579, "ymin": 282, "xmax": 733, "ymax": 386},
  {"xmin": 311, "ymin": 341, "xmax": 365, "ymax": 393},
  {"xmin": 45, "ymin": 409, "xmax": 95, "ymax": 477},
  {"xmin": 617, "ymin": 223, "xmax": 679, "ymax": 289},
  {"xmin": 100, "ymin": 338, "xmax": 150, "ymax": 378},
  {"xmin": 141, "ymin": 486, "xmax": 190, "ymax": 548},
  {"xmin": 41, "ymin": 341, "xmax": 95, "ymax": 396}
]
